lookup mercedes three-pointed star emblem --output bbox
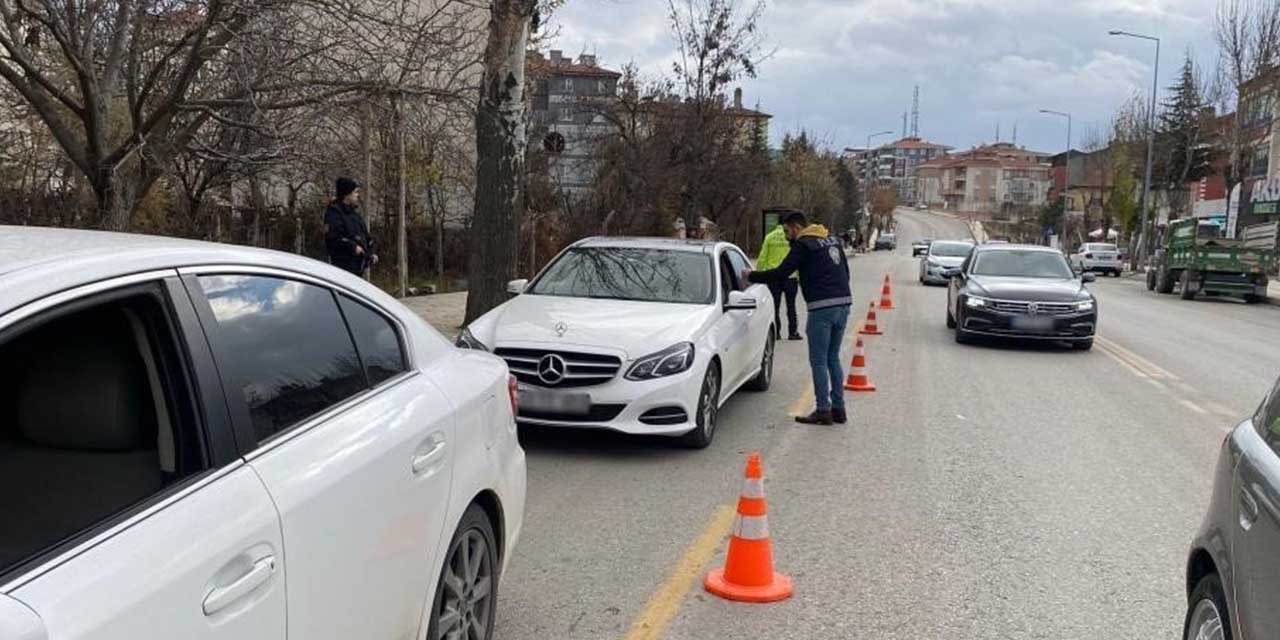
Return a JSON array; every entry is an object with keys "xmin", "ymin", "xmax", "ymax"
[
  {"xmin": 537, "ymin": 354, "xmax": 568, "ymax": 385},
  {"xmin": 554, "ymin": 321, "xmax": 568, "ymax": 337}
]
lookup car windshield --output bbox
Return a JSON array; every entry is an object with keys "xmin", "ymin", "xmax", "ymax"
[
  {"xmin": 882, "ymin": 234, "xmax": 895, "ymax": 241},
  {"xmin": 527, "ymin": 247, "xmax": 713, "ymax": 304},
  {"xmin": 972, "ymin": 249, "xmax": 1075, "ymax": 279},
  {"xmin": 1086, "ymin": 244, "xmax": 1118, "ymax": 252},
  {"xmin": 930, "ymin": 242, "xmax": 973, "ymax": 257}
]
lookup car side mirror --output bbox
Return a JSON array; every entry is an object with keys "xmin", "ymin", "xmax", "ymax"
[
  {"xmin": 1081, "ymin": 273, "xmax": 1097, "ymax": 283},
  {"xmin": 506, "ymin": 279, "xmax": 529, "ymax": 295},
  {"xmin": 942, "ymin": 268, "xmax": 962, "ymax": 279},
  {"xmin": 725, "ymin": 290, "xmax": 758, "ymax": 311}
]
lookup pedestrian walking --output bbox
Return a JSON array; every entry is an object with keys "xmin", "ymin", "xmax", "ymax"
[
  {"xmin": 743, "ymin": 210, "xmax": 853, "ymax": 426},
  {"xmin": 324, "ymin": 177, "xmax": 378, "ymax": 276},
  {"xmin": 757, "ymin": 222, "xmax": 802, "ymax": 341}
]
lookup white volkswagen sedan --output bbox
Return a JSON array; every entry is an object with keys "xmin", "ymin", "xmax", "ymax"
[
  {"xmin": 457, "ymin": 237, "xmax": 775, "ymax": 448},
  {"xmin": 0, "ymin": 226, "xmax": 524, "ymax": 640}
]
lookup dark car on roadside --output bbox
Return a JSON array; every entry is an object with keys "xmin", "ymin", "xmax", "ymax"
[
  {"xmin": 944, "ymin": 244, "xmax": 1097, "ymax": 350},
  {"xmin": 875, "ymin": 233, "xmax": 897, "ymax": 251},
  {"xmin": 1183, "ymin": 376, "xmax": 1280, "ymax": 640}
]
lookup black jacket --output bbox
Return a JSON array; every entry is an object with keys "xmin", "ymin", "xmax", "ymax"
[
  {"xmin": 324, "ymin": 202, "xmax": 375, "ymax": 274},
  {"xmin": 748, "ymin": 224, "xmax": 852, "ymax": 310}
]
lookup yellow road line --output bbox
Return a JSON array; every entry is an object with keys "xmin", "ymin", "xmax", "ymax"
[
  {"xmin": 622, "ymin": 505, "xmax": 736, "ymax": 640},
  {"xmin": 1096, "ymin": 340, "xmax": 1149, "ymax": 379},
  {"xmin": 1095, "ymin": 336, "xmax": 1177, "ymax": 379}
]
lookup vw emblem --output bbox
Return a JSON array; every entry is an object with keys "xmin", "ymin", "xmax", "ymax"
[
  {"xmin": 537, "ymin": 354, "xmax": 568, "ymax": 385},
  {"xmin": 554, "ymin": 322, "xmax": 568, "ymax": 337},
  {"xmin": 1027, "ymin": 303, "xmax": 1040, "ymax": 316}
]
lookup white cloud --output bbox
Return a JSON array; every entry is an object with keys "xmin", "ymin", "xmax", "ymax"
[{"xmin": 546, "ymin": 0, "xmax": 1218, "ymax": 152}]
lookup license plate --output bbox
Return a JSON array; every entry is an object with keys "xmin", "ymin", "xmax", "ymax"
[
  {"xmin": 520, "ymin": 387, "xmax": 591, "ymax": 415},
  {"xmin": 1011, "ymin": 316, "xmax": 1055, "ymax": 331}
]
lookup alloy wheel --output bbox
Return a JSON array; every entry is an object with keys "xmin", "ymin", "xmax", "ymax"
[
  {"xmin": 437, "ymin": 530, "xmax": 494, "ymax": 640},
  {"xmin": 700, "ymin": 366, "xmax": 719, "ymax": 439},
  {"xmin": 1186, "ymin": 599, "xmax": 1225, "ymax": 640}
]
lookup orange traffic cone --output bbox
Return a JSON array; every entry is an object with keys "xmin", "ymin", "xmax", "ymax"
[
  {"xmin": 879, "ymin": 274, "xmax": 895, "ymax": 310},
  {"xmin": 859, "ymin": 301, "xmax": 883, "ymax": 336},
  {"xmin": 704, "ymin": 453, "xmax": 793, "ymax": 603},
  {"xmin": 844, "ymin": 338, "xmax": 877, "ymax": 392}
]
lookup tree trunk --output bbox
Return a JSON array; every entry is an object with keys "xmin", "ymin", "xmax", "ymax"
[
  {"xmin": 395, "ymin": 95, "xmax": 408, "ymax": 298},
  {"xmin": 95, "ymin": 173, "xmax": 130, "ymax": 232},
  {"xmin": 464, "ymin": 0, "xmax": 536, "ymax": 325}
]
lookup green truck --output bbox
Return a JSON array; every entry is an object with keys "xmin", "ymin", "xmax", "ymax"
[{"xmin": 1146, "ymin": 218, "xmax": 1277, "ymax": 303}]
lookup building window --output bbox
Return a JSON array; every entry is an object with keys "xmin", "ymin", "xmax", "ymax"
[
  {"xmin": 597, "ymin": 80, "xmax": 607, "ymax": 94},
  {"xmin": 559, "ymin": 110, "xmax": 573, "ymax": 123},
  {"xmin": 562, "ymin": 77, "xmax": 574, "ymax": 92}
]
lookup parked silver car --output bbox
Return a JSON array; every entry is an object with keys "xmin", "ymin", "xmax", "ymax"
[
  {"xmin": 1184, "ymin": 375, "xmax": 1280, "ymax": 639},
  {"xmin": 918, "ymin": 240, "xmax": 974, "ymax": 285}
]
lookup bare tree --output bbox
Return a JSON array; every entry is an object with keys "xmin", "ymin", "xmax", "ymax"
[
  {"xmin": 1214, "ymin": 0, "xmax": 1280, "ymax": 213},
  {"xmin": 464, "ymin": 0, "xmax": 561, "ymax": 323}
]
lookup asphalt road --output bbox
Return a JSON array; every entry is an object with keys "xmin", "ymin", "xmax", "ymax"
[{"xmin": 493, "ymin": 208, "xmax": 1280, "ymax": 639}]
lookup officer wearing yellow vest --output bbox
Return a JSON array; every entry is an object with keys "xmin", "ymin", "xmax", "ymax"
[{"xmin": 758, "ymin": 222, "xmax": 802, "ymax": 341}]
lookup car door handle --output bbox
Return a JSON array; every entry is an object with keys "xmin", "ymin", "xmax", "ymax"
[
  {"xmin": 1240, "ymin": 489, "xmax": 1261, "ymax": 529},
  {"xmin": 412, "ymin": 433, "xmax": 448, "ymax": 475},
  {"xmin": 203, "ymin": 556, "xmax": 275, "ymax": 616}
]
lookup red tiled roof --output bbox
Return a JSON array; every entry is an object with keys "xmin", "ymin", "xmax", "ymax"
[
  {"xmin": 527, "ymin": 53, "xmax": 622, "ymax": 79},
  {"xmin": 881, "ymin": 136, "xmax": 951, "ymax": 151}
]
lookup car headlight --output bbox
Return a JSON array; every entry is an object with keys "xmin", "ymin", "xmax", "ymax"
[
  {"xmin": 965, "ymin": 295, "xmax": 989, "ymax": 309},
  {"xmin": 454, "ymin": 328, "xmax": 489, "ymax": 351},
  {"xmin": 1075, "ymin": 299, "xmax": 1095, "ymax": 312},
  {"xmin": 927, "ymin": 258, "xmax": 941, "ymax": 267},
  {"xmin": 625, "ymin": 342, "xmax": 695, "ymax": 381}
]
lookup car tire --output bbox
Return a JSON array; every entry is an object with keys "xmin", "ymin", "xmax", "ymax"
[
  {"xmin": 946, "ymin": 306, "xmax": 956, "ymax": 329},
  {"xmin": 679, "ymin": 363, "xmax": 721, "ymax": 449},
  {"xmin": 1157, "ymin": 269, "xmax": 1175, "ymax": 294},
  {"xmin": 1072, "ymin": 339, "xmax": 1094, "ymax": 351},
  {"xmin": 744, "ymin": 333, "xmax": 775, "ymax": 392},
  {"xmin": 953, "ymin": 310, "xmax": 970, "ymax": 343},
  {"xmin": 1146, "ymin": 269, "xmax": 1157, "ymax": 291},
  {"xmin": 1244, "ymin": 294, "xmax": 1264, "ymax": 304},
  {"xmin": 427, "ymin": 504, "xmax": 499, "ymax": 640},
  {"xmin": 1183, "ymin": 573, "xmax": 1233, "ymax": 640}
]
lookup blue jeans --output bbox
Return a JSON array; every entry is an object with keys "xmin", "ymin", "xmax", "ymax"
[{"xmin": 806, "ymin": 305, "xmax": 851, "ymax": 412}]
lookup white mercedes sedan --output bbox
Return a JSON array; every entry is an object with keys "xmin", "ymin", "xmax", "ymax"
[
  {"xmin": 0, "ymin": 226, "xmax": 524, "ymax": 640},
  {"xmin": 457, "ymin": 237, "xmax": 776, "ymax": 448}
]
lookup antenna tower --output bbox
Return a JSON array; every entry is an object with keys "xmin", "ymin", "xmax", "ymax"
[{"xmin": 911, "ymin": 86, "xmax": 920, "ymax": 138}]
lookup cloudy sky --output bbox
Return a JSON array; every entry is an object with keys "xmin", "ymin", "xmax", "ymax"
[{"xmin": 547, "ymin": 0, "xmax": 1220, "ymax": 154}]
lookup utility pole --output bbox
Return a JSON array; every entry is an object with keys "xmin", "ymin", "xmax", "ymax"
[
  {"xmin": 1110, "ymin": 29, "xmax": 1161, "ymax": 266},
  {"xmin": 1040, "ymin": 109, "xmax": 1072, "ymax": 243}
]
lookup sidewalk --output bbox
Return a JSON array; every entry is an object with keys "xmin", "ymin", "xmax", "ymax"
[{"xmin": 402, "ymin": 291, "xmax": 468, "ymax": 335}]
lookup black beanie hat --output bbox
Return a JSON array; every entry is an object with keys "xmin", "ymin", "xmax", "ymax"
[{"xmin": 335, "ymin": 177, "xmax": 359, "ymax": 199}]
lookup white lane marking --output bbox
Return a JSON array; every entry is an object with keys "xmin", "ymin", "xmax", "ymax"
[{"xmin": 1179, "ymin": 399, "xmax": 1211, "ymax": 416}]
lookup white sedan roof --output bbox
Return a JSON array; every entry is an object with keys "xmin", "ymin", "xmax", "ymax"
[
  {"xmin": 0, "ymin": 225, "xmax": 376, "ymax": 317},
  {"xmin": 571, "ymin": 236, "xmax": 726, "ymax": 254}
]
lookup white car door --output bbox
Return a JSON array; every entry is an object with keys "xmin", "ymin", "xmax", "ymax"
[
  {"xmin": 717, "ymin": 248, "xmax": 769, "ymax": 391},
  {"xmin": 188, "ymin": 273, "xmax": 456, "ymax": 640},
  {"xmin": 0, "ymin": 277, "xmax": 285, "ymax": 640}
]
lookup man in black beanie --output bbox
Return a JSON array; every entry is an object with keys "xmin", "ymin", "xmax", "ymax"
[{"xmin": 324, "ymin": 177, "xmax": 378, "ymax": 276}]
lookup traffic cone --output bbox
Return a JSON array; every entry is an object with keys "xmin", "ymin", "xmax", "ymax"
[
  {"xmin": 844, "ymin": 338, "xmax": 877, "ymax": 392},
  {"xmin": 705, "ymin": 452, "xmax": 793, "ymax": 603},
  {"xmin": 879, "ymin": 274, "xmax": 895, "ymax": 310},
  {"xmin": 859, "ymin": 301, "xmax": 883, "ymax": 336}
]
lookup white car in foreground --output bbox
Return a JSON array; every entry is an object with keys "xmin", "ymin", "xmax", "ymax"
[
  {"xmin": 458, "ymin": 237, "xmax": 776, "ymax": 448},
  {"xmin": 0, "ymin": 226, "xmax": 524, "ymax": 640}
]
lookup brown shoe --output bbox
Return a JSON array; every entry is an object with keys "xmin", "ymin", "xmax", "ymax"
[
  {"xmin": 832, "ymin": 408, "xmax": 847, "ymax": 424},
  {"xmin": 795, "ymin": 410, "xmax": 834, "ymax": 425}
]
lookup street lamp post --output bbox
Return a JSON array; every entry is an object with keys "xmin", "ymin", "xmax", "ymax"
[
  {"xmin": 1040, "ymin": 109, "xmax": 1072, "ymax": 245},
  {"xmin": 1110, "ymin": 29, "xmax": 1160, "ymax": 267},
  {"xmin": 864, "ymin": 130, "xmax": 895, "ymax": 231}
]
